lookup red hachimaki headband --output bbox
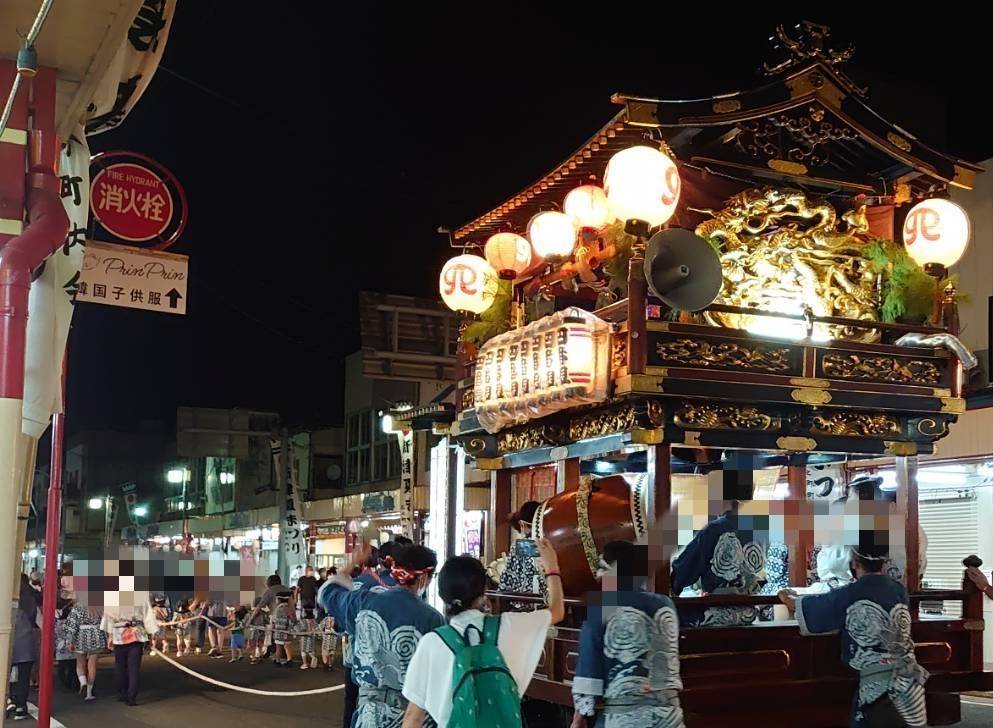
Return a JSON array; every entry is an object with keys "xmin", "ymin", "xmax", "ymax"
[{"xmin": 391, "ymin": 564, "xmax": 435, "ymax": 586}]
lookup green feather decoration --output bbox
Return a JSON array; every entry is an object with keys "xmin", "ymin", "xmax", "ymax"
[
  {"xmin": 461, "ymin": 278, "xmax": 513, "ymax": 346},
  {"xmin": 863, "ymin": 238, "xmax": 938, "ymax": 322}
]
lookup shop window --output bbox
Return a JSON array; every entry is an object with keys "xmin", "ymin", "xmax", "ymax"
[{"xmin": 347, "ymin": 409, "xmax": 398, "ymax": 486}]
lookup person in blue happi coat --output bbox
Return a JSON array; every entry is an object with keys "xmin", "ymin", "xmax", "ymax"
[
  {"xmin": 320, "ymin": 542, "xmax": 443, "ymax": 728},
  {"xmin": 778, "ymin": 537, "xmax": 927, "ymax": 728},
  {"xmin": 571, "ymin": 541, "xmax": 685, "ymax": 728}
]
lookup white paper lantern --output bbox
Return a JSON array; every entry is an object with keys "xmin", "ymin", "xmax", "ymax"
[
  {"xmin": 563, "ymin": 185, "xmax": 613, "ymax": 230},
  {"xmin": 528, "ymin": 211, "xmax": 576, "ymax": 258},
  {"xmin": 604, "ymin": 145, "xmax": 680, "ymax": 228},
  {"xmin": 484, "ymin": 232, "xmax": 532, "ymax": 278},
  {"xmin": 902, "ymin": 198, "xmax": 971, "ymax": 268},
  {"xmin": 439, "ymin": 254, "xmax": 498, "ymax": 314}
]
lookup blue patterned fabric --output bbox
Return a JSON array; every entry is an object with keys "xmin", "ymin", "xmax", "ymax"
[
  {"xmin": 796, "ymin": 574, "xmax": 927, "ymax": 728},
  {"xmin": 321, "ymin": 584, "xmax": 444, "ymax": 728},
  {"xmin": 572, "ymin": 589, "xmax": 685, "ymax": 728},
  {"xmin": 671, "ymin": 512, "xmax": 768, "ymax": 627}
]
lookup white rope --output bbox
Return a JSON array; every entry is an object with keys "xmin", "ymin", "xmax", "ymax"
[
  {"xmin": 150, "ymin": 649, "xmax": 344, "ymax": 696},
  {"xmin": 158, "ymin": 614, "xmax": 331, "ymax": 636}
]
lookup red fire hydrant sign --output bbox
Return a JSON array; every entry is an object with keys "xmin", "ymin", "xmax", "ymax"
[{"xmin": 90, "ymin": 162, "xmax": 174, "ymax": 242}]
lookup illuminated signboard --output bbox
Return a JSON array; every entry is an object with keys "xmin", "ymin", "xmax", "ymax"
[{"xmin": 473, "ymin": 307, "xmax": 611, "ymax": 434}]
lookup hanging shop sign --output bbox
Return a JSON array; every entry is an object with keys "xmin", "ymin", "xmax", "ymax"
[
  {"xmin": 361, "ymin": 492, "xmax": 396, "ymax": 514},
  {"xmin": 397, "ymin": 429, "xmax": 415, "ymax": 538},
  {"xmin": 77, "ymin": 240, "xmax": 187, "ymax": 315},
  {"xmin": 473, "ymin": 307, "xmax": 611, "ymax": 433},
  {"xmin": 89, "ymin": 150, "xmax": 188, "ymax": 251}
]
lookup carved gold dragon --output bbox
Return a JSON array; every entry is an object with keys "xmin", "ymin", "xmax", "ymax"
[{"xmin": 695, "ymin": 188, "xmax": 879, "ymax": 342}]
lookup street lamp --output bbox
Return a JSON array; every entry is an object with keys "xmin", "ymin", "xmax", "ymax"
[
  {"xmin": 166, "ymin": 468, "xmax": 185, "ymax": 484},
  {"xmin": 133, "ymin": 505, "xmax": 148, "ymax": 518},
  {"xmin": 87, "ymin": 497, "xmax": 103, "ymax": 510}
]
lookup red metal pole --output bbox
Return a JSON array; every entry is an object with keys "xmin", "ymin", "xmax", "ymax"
[{"xmin": 36, "ymin": 356, "xmax": 67, "ymax": 728}]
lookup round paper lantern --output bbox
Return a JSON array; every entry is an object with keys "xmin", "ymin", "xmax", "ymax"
[
  {"xmin": 902, "ymin": 198, "xmax": 971, "ymax": 268},
  {"xmin": 484, "ymin": 232, "xmax": 532, "ymax": 278},
  {"xmin": 528, "ymin": 211, "xmax": 576, "ymax": 258},
  {"xmin": 564, "ymin": 185, "xmax": 613, "ymax": 230},
  {"xmin": 439, "ymin": 254, "xmax": 498, "ymax": 314},
  {"xmin": 604, "ymin": 145, "xmax": 680, "ymax": 228}
]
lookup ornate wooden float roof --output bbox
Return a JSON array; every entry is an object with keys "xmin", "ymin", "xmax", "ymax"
[{"xmin": 453, "ymin": 24, "xmax": 981, "ymax": 244}]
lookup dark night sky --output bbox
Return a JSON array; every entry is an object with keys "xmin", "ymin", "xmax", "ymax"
[{"xmin": 65, "ymin": 8, "xmax": 993, "ymax": 435}]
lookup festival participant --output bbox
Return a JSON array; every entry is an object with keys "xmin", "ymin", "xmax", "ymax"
[
  {"xmin": 320, "ymin": 543, "xmax": 443, "ymax": 727},
  {"xmin": 246, "ymin": 596, "xmax": 267, "ymax": 664},
  {"xmin": 401, "ymin": 539, "xmax": 564, "ymax": 728},
  {"xmin": 101, "ymin": 594, "xmax": 159, "ymax": 707},
  {"xmin": 205, "ymin": 598, "xmax": 229, "ymax": 657},
  {"xmin": 297, "ymin": 566, "xmax": 319, "ymax": 614},
  {"xmin": 271, "ymin": 591, "xmax": 296, "ymax": 666},
  {"xmin": 7, "ymin": 575, "xmax": 40, "ymax": 720},
  {"xmin": 227, "ymin": 606, "xmax": 248, "ymax": 662},
  {"xmin": 297, "ymin": 606, "xmax": 318, "ymax": 670},
  {"xmin": 779, "ymin": 539, "xmax": 927, "ymax": 728},
  {"xmin": 670, "ymin": 467, "xmax": 767, "ymax": 627},
  {"xmin": 65, "ymin": 600, "xmax": 104, "ymax": 701},
  {"xmin": 498, "ymin": 501, "xmax": 546, "ymax": 600},
  {"xmin": 570, "ymin": 541, "xmax": 685, "ymax": 728},
  {"xmin": 173, "ymin": 598, "xmax": 193, "ymax": 656},
  {"xmin": 318, "ymin": 612, "xmax": 338, "ymax": 672},
  {"xmin": 376, "ymin": 542, "xmax": 399, "ymax": 587},
  {"xmin": 846, "ymin": 476, "xmax": 928, "ymax": 581},
  {"xmin": 150, "ymin": 595, "xmax": 172, "ymax": 654},
  {"xmin": 54, "ymin": 591, "xmax": 77, "ymax": 690},
  {"xmin": 966, "ymin": 566, "xmax": 993, "ymax": 600}
]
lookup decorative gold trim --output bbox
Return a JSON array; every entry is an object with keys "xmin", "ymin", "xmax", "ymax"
[
  {"xmin": 674, "ymin": 402, "xmax": 779, "ymax": 431},
  {"xmin": 886, "ymin": 132, "xmax": 911, "ymax": 152},
  {"xmin": 476, "ymin": 457, "xmax": 505, "ymax": 470},
  {"xmin": 768, "ymin": 158, "xmax": 809, "ymax": 176},
  {"xmin": 655, "ymin": 338, "xmax": 793, "ymax": 373},
  {"xmin": 821, "ymin": 353, "xmax": 942, "ymax": 386},
  {"xmin": 963, "ymin": 620, "xmax": 985, "ymax": 632},
  {"xmin": 630, "ymin": 428, "xmax": 664, "ymax": 445},
  {"xmin": 915, "ymin": 418, "xmax": 948, "ymax": 438},
  {"xmin": 932, "ymin": 388, "xmax": 952, "ymax": 398},
  {"xmin": 646, "ymin": 400, "xmax": 665, "ymax": 427},
  {"xmin": 646, "ymin": 322, "xmax": 671, "ymax": 332},
  {"xmin": 569, "ymin": 406, "xmax": 638, "ymax": 442},
  {"xmin": 811, "ymin": 412, "xmax": 900, "ymax": 438},
  {"xmin": 791, "ymin": 388, "xmax": 832, "ymax": 405},
  {"xmin": 614, "ymin": 375, "xmax": 665, "ymax": 395},
  {"xmin": 464, "ymin": 437, "xmax": 488, "ymax": 456},
  {"xmin": 645, "ymin": 366, "xmax": 669, "ymax": 377},
  {"xmin": 790, "ymin": 377, "xmax": 830, "ymax": 388},
  {"xmin": 884, "ymin": 441, "xmax": 918, "ymax": 456},
  {"xmin": 460, "ymin": 388, "xmax": 475, "ymax": 410},
  {"xmin": 713, "ymin": 99, "xmax": 742, "ymax": 114},
  {"xmin": 431, "ymin": 423, "xmax": 451, "ymax": 436},
  {"xmin": 776, "ymin": 436, "xmax": 817, "ymax": 452},
  {"xmin": 575, "ymin": 479, "xmax": 601, "ymax": 578},
  {"xmin": 497, "ymin": 427, "xmax": 547, "ymax": 454},
  {"xmin": 611, "ymin": 336, "xmax": 628, "ymax": 371},
  {"xmin": 940, "ymin": 397, "xmax": 966, "ymax": 415},
  {"xmin": 684, "ymin": 431, "xmax": 701, "ymax": 446}
]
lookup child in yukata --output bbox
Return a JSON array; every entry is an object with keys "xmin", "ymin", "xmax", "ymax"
[
  {"xmin": 173, "ymin": 599, "xmax": 193, "ymax": 656},
  {"xmin": 779, "ymin": 539, "xmax": 927, "ymax": 728},
  {"xmin": 247, "ymin": 596, "xmax": 267, "ymax": 664},
  {"xmin": 54, "ymin": 592, "xmax": 77, "ymax": 690},
  {"xmin": 298, "ymin": 605, "xmax": 318, "ymax": 670},
  {"xmin": 319, "ymin": 613, "xmax": 338, "ymax": 671},
  {"xmin": 151, "ymin": 595, "xmax": 172, "ymax": 654},
  {"xmin": 572, "ymin": 541, "xmax": 685, "ymax": 728},
  {"xmin": 271, "ymin": 591, "xmax": 296, "ymax": 666}
]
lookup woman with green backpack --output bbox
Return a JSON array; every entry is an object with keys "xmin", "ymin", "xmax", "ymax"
[{"xmin": 401, "ymin": 538, "xmax": 565, "ymax": 728}]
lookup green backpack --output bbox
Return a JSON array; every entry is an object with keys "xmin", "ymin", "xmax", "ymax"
[{"xmin": 435, "ymin": 615, "xmax": 523, "ymax": 728}]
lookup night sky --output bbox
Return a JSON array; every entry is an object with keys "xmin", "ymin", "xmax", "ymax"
[{"xmin": 65, "ymin": 8, "xmax": 993, "ymax": 436}]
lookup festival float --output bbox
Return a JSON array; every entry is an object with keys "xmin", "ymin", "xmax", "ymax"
[{"xmin": 390, "ymin": 23, "xmax": 993, "ymax": 727}]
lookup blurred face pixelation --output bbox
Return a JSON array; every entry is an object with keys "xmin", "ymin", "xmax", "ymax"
[{"xmin": 66, "ymin": 546, "xmax": 268, "ymax": 609}]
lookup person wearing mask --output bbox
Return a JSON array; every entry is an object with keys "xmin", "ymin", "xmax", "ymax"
[
  {"xmin": 571, "ymin": 541, "xmax": 685, "ymax": 728},
  {"xmin": 7, "ymin": 574, "xmax": 40, "ymax": 720},
  {"xmin": 779, "ymin": 539, "xmax": 927, "ymax": 728},
  {"xmin": 102, "ymin": 593, "xmax": 159, "ymax": 706},
  {"xmin": 498, "ymin": 502, "xmax": 544, "ymax": 595},
  {"xmin": 401, "ymin": 539, "xmax": 564, "ymax": 727},
  {"xmin": 320, "ymin": 543, "xmax": 444, "ymax": 727}
]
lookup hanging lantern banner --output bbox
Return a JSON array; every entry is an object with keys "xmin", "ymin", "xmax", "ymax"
[
  {"xmin": 272, "ymin": 438, "xmax": 307, "ymax": 579},
  {"xmin": 396, "ymin": 429, "xmax": 415, "ymax": 539}
]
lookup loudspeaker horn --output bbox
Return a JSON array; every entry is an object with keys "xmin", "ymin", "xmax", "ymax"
[{"xmin": 643, "ymin": 228, "xmax": 723, "ymax": 312}]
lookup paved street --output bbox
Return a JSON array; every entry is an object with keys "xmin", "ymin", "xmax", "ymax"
[
  {"xmin": 6, "ymin": 651, "xmax": 345, "ymax": 728},
  {"xmin": 5, "ymin": 650, "xmax": 993, "ymax": 728}
]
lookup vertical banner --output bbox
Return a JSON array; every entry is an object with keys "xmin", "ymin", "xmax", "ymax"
[
  {"xmin": 121, "ymin": 482, "xmax": 138, "ymax": 524},
  {"xmin": 273, "ymin": 436, "xmax": 306, "ymax": 583},
  {"xmin": 427, "ymin": 438, "xmax": 450, "ymax": 611},
  {"xmin": 396, "ymin": 429, "xmax": 415, "ymax": 539},
  {"xmin": 104, "ymin": 497, "xmax": 117, "ymax": 549}
]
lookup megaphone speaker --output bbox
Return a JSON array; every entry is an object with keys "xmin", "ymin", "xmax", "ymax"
[{"xmin": 643, "ymin": 228, "xmax": 723, "ymax": 312}]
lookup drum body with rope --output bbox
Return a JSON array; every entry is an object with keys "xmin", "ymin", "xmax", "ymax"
[{"xmin": 532, "ymin": 474, "xmax": 649, "ymax": 595}]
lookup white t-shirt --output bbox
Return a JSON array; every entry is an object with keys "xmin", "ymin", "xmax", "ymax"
[{"xmin": 402, "ymin": 608, "xmax": 552, "ymax": 727}]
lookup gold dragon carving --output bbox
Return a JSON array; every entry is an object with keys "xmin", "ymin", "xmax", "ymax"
[
  {"xmin": 810, "ymin": 412, "xmax": 901, "ymax": 438},
  {"xmin": 674, "ymin": 403, "xmax": 778, "ymax": 431},
  {"xmin": 695, "ymin": 188, "xmax": 879, "ymax": 342}
]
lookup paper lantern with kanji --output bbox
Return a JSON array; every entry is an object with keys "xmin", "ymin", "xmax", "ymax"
[
  {"xmin": 439, "ymin": 254, "xmax": 498, "ymax": 314},
  {"xmin": 604, "ymin": 145, "xmax": 680, "ymax": 228},
  {"xmin": 484, "ymin": 232, "xmax": 532, "ymax": 279},
  {"xmin": 902, "ymin": 198, "xmax": 971, "ymax": 269},
  {"xmin": 528, "ymin": 211, "xmax": 576, "ymax": 258},
  {"xmin": 564, "ymin": 185, "xmax": 613, "ymax": 230}
]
